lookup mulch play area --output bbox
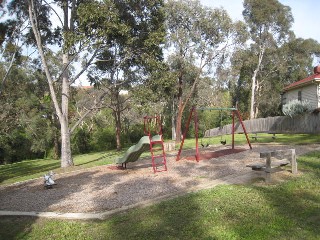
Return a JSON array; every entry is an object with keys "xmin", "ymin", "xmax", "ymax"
[
  {"xmin": 180, "ymin": 148, "xmax": 247, "ymax": 161},
  {"xmin": 0, "ymin": 144, "xmax": 318, "ymax": 216}
]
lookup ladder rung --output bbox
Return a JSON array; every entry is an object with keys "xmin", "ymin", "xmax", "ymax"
[
  {"xmin": 153, "ymin": 155, "xmax": 164, "ymax": 158},
  {"xmin": 153, "ymin": 164, "xmax": 167, "ymax": 172},
  {"xmin": 151, "ymin": 147, "xmax": 163, "ymax": 151},
  {"xmin": 151, "ymin": 140, "xmax": 163, "ymax": 144}
]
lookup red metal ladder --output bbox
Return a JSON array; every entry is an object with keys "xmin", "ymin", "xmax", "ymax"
[{"xmin": 144, "ymin": 116, "xmax": 167, "ymax": 173}]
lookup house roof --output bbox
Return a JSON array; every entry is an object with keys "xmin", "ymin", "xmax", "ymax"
[
  {"xmin": 283, "ymin": 65, "xmax": 320, "ymax": 91},
  {"xmin": 283, "ymin": 73, "xmax": 320, "ymax": 91}
]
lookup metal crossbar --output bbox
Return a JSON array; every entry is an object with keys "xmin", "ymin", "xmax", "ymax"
[{"xmin": 197, "ymin": 107, "xmax": 237, "ymax": 111}]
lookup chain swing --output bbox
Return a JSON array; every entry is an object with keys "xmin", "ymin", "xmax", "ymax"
[
  {"xmin": 200, "ymin": 129, "xmax": 210, "ymax": 148},
  {"xmin": 200, "ymin": 111, "xmax": 210, "ymax": 148},
  {"xmin": 219, "ymin": 110, "xmax": 227, "ymax": 145}
]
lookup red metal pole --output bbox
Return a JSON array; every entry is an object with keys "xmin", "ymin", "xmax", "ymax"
[
  {"xmin": 235, "ymin": 110, "xmax": 252, "ymax": 150},
  {"xmin": 176, "ymin": 107, "xmax": 195, "ymax": 161},
  {"xmin": 194, "ymin": 108, "xmax": 199, "ymax": 162}
]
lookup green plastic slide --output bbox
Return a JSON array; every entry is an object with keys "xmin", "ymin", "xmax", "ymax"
[{"xmin": 115, "ymin": 135, "xmax": 162, "ymax": 164}]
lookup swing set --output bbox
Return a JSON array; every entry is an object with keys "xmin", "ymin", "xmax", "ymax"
[
  {"xmin": 200, "ymin": 109, "xmax": 227, "ymax": 147},
  {"xmin": 176, "ymin": 106, "xmax": 252, "ymax": 162}
]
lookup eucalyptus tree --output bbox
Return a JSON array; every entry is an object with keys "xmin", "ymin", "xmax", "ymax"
[
  {"xmin": 242, "ymin": 0, "xmax": 293, "ymax": 119},
  {"xmin": 0, "ymin": 7, "xmax": 27, "ymax": 96},
  {"xmin": 25, "ymin": 0, "xmax": 110, "ymax": 167},
  {"xmin": 79, "ymin": 0, "xmax": 165, "ymax": 151},
  {"xmin": 0, "ymin": 57, "xmax": 53, "ymax": 163},
  {"xmin": 229, "ymin": 37, "xmax": 320, "ymax": 118},
  {"xmin": 165, "ymin": 0, "xmax": 247, "ymax": 143},
  {"xmin": 4, "ymin": 0, "xmax": 146, "ymax": 167},
  {"xmin": 257, "ymin": 37, "xmax": 320, "ymax": 117}
]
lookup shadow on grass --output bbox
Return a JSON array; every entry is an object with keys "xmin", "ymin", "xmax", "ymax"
[
  {"xmin": 251, "ymin": 179, "xmax": 320, "ymax": 239},
  {"xmin": 94, "ymin": 191, "xmax": 207, "ymax": 239},
  {"xmin": 0, "ymin": 216, "xmax": 38, "ymax": 239},
  {"xmin": 0, "ymin": 161, "xmax": 60, "ymax": 184}
]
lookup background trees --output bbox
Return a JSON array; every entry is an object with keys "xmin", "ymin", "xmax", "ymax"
[
  {"xmin": 82, "ymin": 0, "xmax": 165, "ymax": 151},
  {"xmin": 165, "ymin": 0, "xmax": 247, "ymax": 142},
  {"xmin": 0, "ymin": 0, "xmax": 320, "ymax": 164},
  {"xmin": 242, "ymin": 0, "xmax": 294, "ymax": 119}
]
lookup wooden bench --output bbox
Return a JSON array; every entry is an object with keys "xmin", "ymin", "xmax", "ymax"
[
  {"xmin": 251, "ymin": 133, "xmax": 276, "ymax": 141},
  {"xmin": 246, "ymin": 149, "xmax": 297, "ymax": 183}
]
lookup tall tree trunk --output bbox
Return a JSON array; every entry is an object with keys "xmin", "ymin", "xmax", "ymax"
[
  {"xmin": 175, "ymin": 65, "xmax": 204, "ymax": 143},
  {"xmin": 60, "ymin": 53, "xmax": 74, "ymax": 167},
  {"xmin": 254, "ymin": 79, "xmax": 260, "ymax": 118},
  {"xmin": 113, "ymin": 90, "xmax": 122, "ymax": 151},
  {"xmin": 29, "ymin": 0, "xmax": 73, "ymax": 167},
  {"xmin": 250, "ymin": 69, "xmax": 257, "ymax": 119},
  {"xmin": 115, "ymin": 111, "xmax": 121, "ymax": 151},
  {"xmin": 175, "ymin": 99, "xmax": 183, "ymax": 143},
  {"xmin": 60, "ymin": 117, "xmax": 73, "ymax": 167},
  {"xmin": 175, "ymin": 74, "xmax": 183, "ymax": 143},
  {"xmin": 171, "ymin": 98, "xmax": 176, "ymax": 140},
  {"xmin": 250, "ymin": 45, "xmax": 265, "ymax": 119}
]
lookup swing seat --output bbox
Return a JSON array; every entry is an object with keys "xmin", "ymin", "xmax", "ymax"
[{"xmin": 201, "ymin": 142, "xmax": 210, "ymax": 148}]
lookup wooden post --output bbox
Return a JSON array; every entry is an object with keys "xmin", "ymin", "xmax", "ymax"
[
  {"xmin": 290, "ymin": 149, "xmax": 297, "ymax": 174},
  {"xmin": 265, "ymin": 152, "xmax": 271, "ymax": 183}
]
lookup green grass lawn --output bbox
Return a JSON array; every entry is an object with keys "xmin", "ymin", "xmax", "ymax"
[
  {"xmin": 0, "ymin": 151, "xmax": 120, "ymax": 185},
  {"xmin": 178, "ymin": 133, "xmax": 320, "ymax": 149},
  {"xmin": 0, "ymin": 150, "xmax": 319, "ymax": 239}
]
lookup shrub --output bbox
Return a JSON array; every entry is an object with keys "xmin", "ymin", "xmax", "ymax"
[
  {"xmin": 72, "ymin": 128, "xmax": 92, "ymax": 154},
  {"xmin": 282, "ymin": 99, "xmax": 313, "ymax": 117},
  {"xmin": 90, "ymin": 127, "xmax": 116, "ymax": 151},
  {"xmin": 128, "ymin": 124, "xmax": 145, "ymax": 143}
]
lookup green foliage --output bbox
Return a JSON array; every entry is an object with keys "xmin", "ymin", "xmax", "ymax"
[
  {"xmin": 0, "ymin": 60, "xmax": 55, "ymax": 163},
  {"xmin": 126, "ymin": 123, "xmax": 145, "ymax": 143},
  {"xmin": 282, "ymin": 99, "xmax": 313, "ymax": 117},
  {"xmin": 90, "ymin": 127, "xmax": 117, "ymax": 151},
  {"xmin": 243, "ymin": 0, "xmax": 293, "ymax": 43},
  {"xmin": 71, "ymin": 128, "xmax": 92, "ymax": 154},
  {"xmin": 229, "ymin": 30, "xmax": 320, "ymax": 118}
]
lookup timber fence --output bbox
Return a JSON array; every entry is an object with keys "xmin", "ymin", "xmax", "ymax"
[{"xmin": 204, "ymin": 113, "xmax": 320, "ymax": 137}]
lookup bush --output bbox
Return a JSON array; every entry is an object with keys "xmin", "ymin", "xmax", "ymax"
[
  {"xmin": 282, "ymin": 99, "xmax": 313, "ymax": 117},
  {"xmin": 90, "ymin": 127, "xmax": 116, "ymax": 151},
  {"xmin": 127, "ymin": 124, "xmax": 145, "ymax": 143},
  {"xmin": 72, "ymin": 128, "xmax": 92, "ymax": 154}
]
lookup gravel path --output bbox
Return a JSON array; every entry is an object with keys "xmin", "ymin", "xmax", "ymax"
[{"xmin": 0, "ymin": 143, "xmax": 318, "ymax": 214}]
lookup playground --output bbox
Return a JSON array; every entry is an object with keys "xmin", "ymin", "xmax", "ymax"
[{"xmin": 0, "ymin": 143, "xmax": 317, "ymax": 217}]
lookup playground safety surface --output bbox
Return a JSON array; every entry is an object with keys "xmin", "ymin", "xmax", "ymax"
[
  {"xmin": 181, "ymin": 148, "xmax": 247, "ymax": 161},
  {"xmin": 0, "ymin": 143, "xmax": 318, "ymax": 219}
]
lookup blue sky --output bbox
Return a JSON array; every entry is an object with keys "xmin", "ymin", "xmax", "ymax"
[{"xmin": 200, "ymin": 0, "xmax": 320, "ymax": 43}]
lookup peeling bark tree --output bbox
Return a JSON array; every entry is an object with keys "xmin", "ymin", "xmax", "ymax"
[
  {"xmin": 243, "ymin": 0, "xmax": 293, "ymax": 119},
  {"xmin": 26, "ymin": 0, "xmax": 111, "ymax": 167},
  {"xmin": 165, "ymin": 0, "xmax": 247, "ymax": 143}
]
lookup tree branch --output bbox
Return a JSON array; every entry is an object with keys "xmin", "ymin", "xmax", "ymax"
[
  {"xmin": 70, "ymin": 91, "xmax": 108, "ymax": 133},
  {"xmin": 0, "ymin": 51, "xmax": 16, "ymax": 96},
  {"xmin": 43, "ymin": 0, "xmax": 63, "ymax": 27},
  {"xmin": 69, "ymin": 49, "xmax": 99, "ymax": 85},
  {"xmin": 28, "ymin": 0, "xmax": 63, "ymax": 120}
]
